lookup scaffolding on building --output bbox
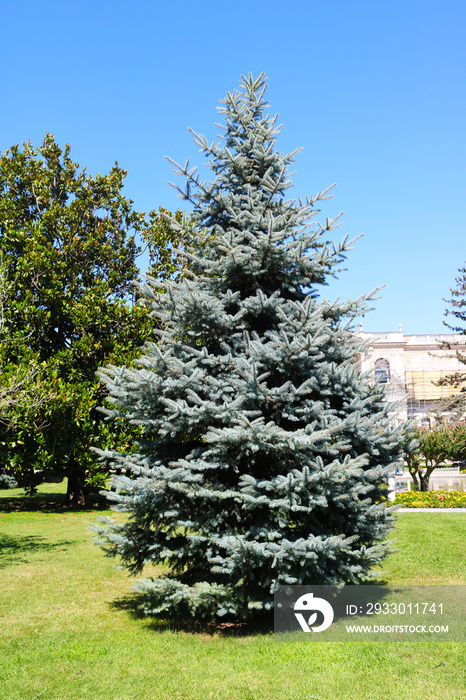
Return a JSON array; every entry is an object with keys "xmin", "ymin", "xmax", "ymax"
[{"xmin": 404, "ymin": 369, "xmax": 463, "ymax": 423}]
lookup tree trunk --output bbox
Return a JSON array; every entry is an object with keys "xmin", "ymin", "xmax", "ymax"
[
  {"xmin": 408, "ymin": 466, "xmax": 436, "ymax": 492},
  {"xmin": 419, "ymin": 467, "xmax": 435, "ymax": 492},
  {"xmin": 65, "ymin": 458, "xmax": 86, "ymax": 506},
  {"xmin": 408, "ymin": 468, "xmax": 420, "ymax": 491}
]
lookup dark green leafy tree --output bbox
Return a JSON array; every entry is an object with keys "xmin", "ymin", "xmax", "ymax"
[
  {"xmin": 142, "ymin": 208, "xmax": 185, "ymax": 282},
  {"xmin": 0, "ymin": 256, "xmax": 47, "ymax": 424},
  {"xmin": 95, "ymin": 74, "xmax": 408, "ymax": 620},
  {"xmin": 0, "ymin": 135, "xmax": 182, "ymax": 504}
]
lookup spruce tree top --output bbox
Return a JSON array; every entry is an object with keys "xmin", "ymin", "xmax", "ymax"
[
  {"xmin": 96, "ymin": 74, "xmax": 406, "ymax": 620},
  {"xmin": 166, "ymin": 73, "xmax": 349, "ymax": 303}
]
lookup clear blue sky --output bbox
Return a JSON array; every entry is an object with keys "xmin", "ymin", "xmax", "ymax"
[{"xmin": 2, "ymin": 0, "xmax": 465, "ymax": 334}]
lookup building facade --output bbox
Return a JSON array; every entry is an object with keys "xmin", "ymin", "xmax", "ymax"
[{"xmin": 358, "ymin": 326, "xmax": 466, "ymax": 423}]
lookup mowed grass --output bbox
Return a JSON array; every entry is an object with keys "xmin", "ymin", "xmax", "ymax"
[{"xmin": 0, "ymin": 484, "xmax": 465, "ymax": 700}]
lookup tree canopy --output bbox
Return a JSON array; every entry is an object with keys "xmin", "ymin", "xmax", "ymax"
[
  {"xmin": 405, "ymin": 421, "xmax": 466, "ymax": 491},
  {"xmin": 0, "ymin": 135, "xmax": 182, "ymax": 504}
]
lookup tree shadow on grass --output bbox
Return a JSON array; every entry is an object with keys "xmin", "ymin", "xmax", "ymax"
[
  {"xmin": 109, "ymin": 580, "xmax": 395, "ymax": 638},
  {"xmin": 0, "ymin": 533, "xmax": 76, "ymax": 569},
  {"xmin": 0, "ymin": 493, "xmax": 111, "ymax": 514},
  {"xmin": 110, "ymin": 593, "xmax": 274, "ymax": 637}
]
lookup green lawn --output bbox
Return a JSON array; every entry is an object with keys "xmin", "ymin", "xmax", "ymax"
[{"xmin": 0, "ymin": 483, "xmax": 465, "ymax": 700}]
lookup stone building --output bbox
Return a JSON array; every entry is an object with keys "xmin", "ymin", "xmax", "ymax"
[{"xmin": 358, "ymin": 326, "xmax": 466, "ymax": 423}]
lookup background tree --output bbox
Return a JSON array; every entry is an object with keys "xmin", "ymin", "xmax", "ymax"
[
  {"xmin": 436, "ymin": 264, "xmax": 466, "ymax": 416},
  {"xmin": 405, "ymin": 424, "xmax": 450, "ymax": 491},
  {"xmin": 404, "ymin": 420, "xmax": 466, "ymax": 491},
  {"xmin": 448, "ymin": 421, "xmax": 466, "ymax": 463},
  {"xmin": 0, "ymin": 135, "xmax": 183, "ymax": 504},
  {"xmin": 0, "ymin": 255, "xmax": 46, "ymax": 424},
  {"xmin": 95, "ymin": 74, "xmax": 409, "ymax": 620},
  {"xmin": 142, "ymin": 208, "xmax": 185, "ymax": 282}
]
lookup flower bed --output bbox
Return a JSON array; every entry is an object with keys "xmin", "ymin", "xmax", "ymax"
[{"xmin": 394, "ymin": 490, "xmax": 466, "ymax": 508}]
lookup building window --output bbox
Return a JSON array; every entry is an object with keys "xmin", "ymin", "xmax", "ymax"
[{"xmin": 375, "ymin": 358, "xmax": 390, "ymax": 383}]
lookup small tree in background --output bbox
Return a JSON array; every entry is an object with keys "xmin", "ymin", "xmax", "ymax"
[
  {"xmin": 405, "ymin": 421, "xmax": 466, "ymax": 490},
  {"xmin": 405, "ymin": 424, "xmax": 450, "ymax": 491},
  {"xmin": 95, "ymin": 74, "xmax": 408, "ymax": 620}
]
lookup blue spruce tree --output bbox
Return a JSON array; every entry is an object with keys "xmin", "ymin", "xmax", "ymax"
[{"xmin": 95, "ymin": 74, "xmax": 406, "ymax": 620}]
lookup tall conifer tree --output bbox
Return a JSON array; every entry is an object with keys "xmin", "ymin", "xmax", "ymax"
[{"xmin": 96, "ymin": 74, "xmax": 406, "ymax": 619}]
